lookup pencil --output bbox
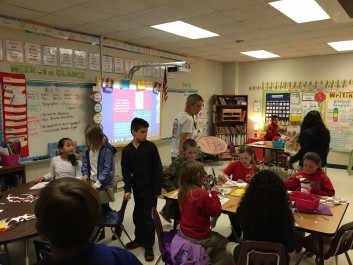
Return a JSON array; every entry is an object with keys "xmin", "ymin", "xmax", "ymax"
[{"xmin": 321, "ymin": 216, "xmax": 329, "ymax": 221}]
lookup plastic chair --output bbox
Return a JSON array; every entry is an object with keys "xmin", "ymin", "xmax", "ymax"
[
  {"xmin": 91, "ymin": 199, "xmax": 132, "ymax": 248},
  {"xmin": 226, "ymin": 141, "xmax": 239, "ymax": 163},
  {"xmin": 275, "ymin": 151, "xmax": 296, "ymax": 177},
  {"xmin": 295, "ymin": 221, "xmax": 353, "ymax": 265},
  {"xmin": 151, "ymin": 207, "xmax": 176, "ymax": 265},
  {"xmin": 33, "ymin": 239, "xmax": 52, "ymax": 262},
  {"xmin": 197, "ymin": 136, "xmax": 228, "ymax": 165},
  {"xmin": 238, "ymin": 240, "xmax": 286, "ymax": 265}
]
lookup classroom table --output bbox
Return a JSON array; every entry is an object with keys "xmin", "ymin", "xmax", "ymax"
[
  {"xmin": 247, "ymin": 141, "xmax": 284, "ymax": 168},
  {"xmin": 165, "ymin": 188, "xmax": 349, "ymax": 265},
  {"xmin": 0, "ymin": 181, "xmax": 41, "ymax": 265}
]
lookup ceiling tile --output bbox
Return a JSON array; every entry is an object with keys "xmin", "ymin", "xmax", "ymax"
[
  {"xmin": 35, "ymin": 14, "xmax": 86, "ymax": 29},
  {"xmin": 0, "ymin": 3, "xmax": 44, "ymax": 19},
  {"xmin": 54, "ymin": 5, "xmax": 113, "ymax": 23},
  {"xmin": 5, "ymin": 0, "xmax": 74, "ymax": 13}
]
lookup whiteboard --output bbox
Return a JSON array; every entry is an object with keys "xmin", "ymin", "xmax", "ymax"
[
  {"xmin": 161, "ymin": 90, "xmax": 196, "ymax": 139},
  {"xmin": 26, "ymin": 81, "xmax": 94, "ymax": 157}
]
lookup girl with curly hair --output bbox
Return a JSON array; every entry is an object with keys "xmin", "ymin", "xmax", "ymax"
[{"xmin": 227, "ymin": 170, "xmax": 297, "ymax": 265}]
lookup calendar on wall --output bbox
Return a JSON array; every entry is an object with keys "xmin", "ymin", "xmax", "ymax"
[{"xmin": 265, "ymin": 93, "xmax": 290, "ymax": 125}]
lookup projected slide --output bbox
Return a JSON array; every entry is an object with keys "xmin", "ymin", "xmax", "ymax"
[{"xmin": 100, "ymin": 87, "xmax": 161, "ymax": 145}]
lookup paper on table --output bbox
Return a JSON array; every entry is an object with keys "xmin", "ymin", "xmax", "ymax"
[
  {"xmin": 219, "ymin": 196, "xmax": 229, "ymax": 205},
  {"xmin": 30, "ymin": 182, "xmax": 49, "ymax": 190},
  {"xmin": 222, "ymin": 181, "xmax": 247, "ymax": 188}
]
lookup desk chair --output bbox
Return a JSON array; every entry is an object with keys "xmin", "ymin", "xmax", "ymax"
[
  {"xmin": 33, "ymin": 239, "xmax": 52, "ymax": 262},
  {"xmin": 151, "ymin": 207, "xmax": 176, "ymax": 265},
  {"xmin": 275, "ymin": 151, "xmax": 296, "ymax": 178},
  {"xmin": 295, "ymin": 221, "xmax": 353, "ymax": 265},
  {"xmin": 238, "ymin": 240, "xmax": 286, "ymax": 265},
  {"xmin": 91, "ymin": 199, "xmax": 132, "ymax": 248}
]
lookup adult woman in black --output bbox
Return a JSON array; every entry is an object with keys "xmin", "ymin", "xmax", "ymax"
[{"xmin": 289, "ymin": 110, "xmax": 330, "ymax": 168}]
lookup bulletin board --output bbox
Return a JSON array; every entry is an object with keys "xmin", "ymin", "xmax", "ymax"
[
  {"xmin": 263, "ymin": 90, "xmax": 353, "ymax": 151},
  {"xmin": 324, "ymin": 92, "xmax": 353, "ymax": 152}
]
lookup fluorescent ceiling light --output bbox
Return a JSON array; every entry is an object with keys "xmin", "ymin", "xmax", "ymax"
[
  {"xmin": 269, "ymin": 0, "xmax": 330, "ymax": 23},
  {"xmin": 241, "ymin": 50, "xmax": 280, "ymax": 59},
  {"xmin": 151, "ymin": 21, "xmax": 219, "ymax": 39},
  {"xmin": 327, "ymin": 40, "xmax": 353, "ymax": 51}
]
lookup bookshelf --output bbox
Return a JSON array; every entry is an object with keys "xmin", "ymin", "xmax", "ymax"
[{"xmin": 213, "ymin": 94, "xmax": 248, "ymax": 146}]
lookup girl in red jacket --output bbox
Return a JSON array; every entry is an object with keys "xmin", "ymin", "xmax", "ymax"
[
  {"xmin": 285, "ymin": 152, "xmax": 335, "ymax": 196},
  {"xmin": 217, "ymin": 145, "xmax": 258, "ymax": 183},
  {"xmin": 178, "ymin": 160, "xmax": 232, "ymax": 265}
]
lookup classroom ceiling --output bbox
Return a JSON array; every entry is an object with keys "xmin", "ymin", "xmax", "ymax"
[{"xmin": 1, "ymin": 0, "xmax": 353, "ymax": 62}]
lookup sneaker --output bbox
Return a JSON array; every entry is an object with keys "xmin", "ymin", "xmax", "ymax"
[
  {"xmin": 144, "ymin": 248, "xmax": 154, "ymax": 262},
  {"xmin": 126, "ymin": 239, "xmax": 143, "ymax": 250},
  {"xmin": 159, "ymin": 210, "xmax": 172, "ymax": 223},
  {"xmin": 111, "ymin": 226, "xmax": 122, "ymax": 240}
]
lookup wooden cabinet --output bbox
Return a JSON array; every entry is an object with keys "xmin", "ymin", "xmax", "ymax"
[
  {"xmin": 0, "ymin": 164, "xmax": 26, "ymax": 190},
  {"xmin": 213, "ymin": 94, "xmax": 248, "ymax": 146}
]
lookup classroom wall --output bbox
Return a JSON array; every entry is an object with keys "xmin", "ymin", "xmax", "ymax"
[
  {"xmin": 0, "ymin": 25, "xmax": 224, "ymax": 180},
  {"xmin": 235, "ymin": 52, "xmax": 353, "ymax": 167}
]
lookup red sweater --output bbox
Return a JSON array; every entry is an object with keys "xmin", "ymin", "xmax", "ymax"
[
  {"xmin": 264, "ymin": 122, "xmax": 279, "ymax": 141},
  {"xmin": 178, "ymin": 189, "xmax": 221, "ymax": 238},
  {"xmin": 223, "ymin": 160, "xmax": 255, "ymax": 183},
  {"xmin": 284, "ymin": 171, "xmax": 335, "ymax": 196}
]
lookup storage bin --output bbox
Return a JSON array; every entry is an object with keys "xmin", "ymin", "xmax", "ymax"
[
  {"xmin": 272, "ymin": 140, "xmax": 285, "ymax": 148},
  {"xmin": 1, "ymin": 154, "xmax": 20, "ymax": 166}
]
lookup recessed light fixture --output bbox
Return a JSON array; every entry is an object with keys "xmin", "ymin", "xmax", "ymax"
[
  {"xmin": 241, "ymin": 50, "xmax": 280, "ymax": 59},
  {"xmin": 269, "ymin": 0, "xmax": 330, "ymax": 23},
  {"xmin": 151, "ymin": 21, "xmax": 219, "ymax": 39},
  {"xmin": 327, "ymin": 40, "xmax": 353, "ymax": 51}
]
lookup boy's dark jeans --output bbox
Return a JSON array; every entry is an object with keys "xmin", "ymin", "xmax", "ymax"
[{"xmin": 133, "ymin": 191, "xmax": 157, "ymax": 249}]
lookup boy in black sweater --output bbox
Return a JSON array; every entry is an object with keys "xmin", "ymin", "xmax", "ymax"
[{"xmin": 121, "ymin": 118, "xmax": 163, "ymax": 262}]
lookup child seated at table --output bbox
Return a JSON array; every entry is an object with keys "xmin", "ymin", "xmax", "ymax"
[
  {"xmin": 35, "ymin": 138, "xmax": 81, "ymax": 183},
  {"xmin": 160, "ymin": 139, "xmax": 198, "ymax": 223},
  {"xmin": 284, "ymin": 152, "xmax": 335, "ymax": 196},
  {"xmin": 284, "ymin": 135, "xmax": 301, "ymax": 171},
  {"xmin": 217, "ymin": 145, "xmax": 258, "ymax": 183},
  {"xmin": 34, "ymin": 177, "xmax": 141, "ymax": 265},
  {"xmin": 226, "ymin": 170, "xmax": 297, "ymax": 265},
  {"xmin": 272, "ymin": 126, "xmax": 290, "ymax": 142},
  {"xmin": 217, "ymin": 145, "xmax": 259, "ymax": 242},
  {"xmin": 178, "ymin": 160, "xmax": 232, "ymax": 265}
]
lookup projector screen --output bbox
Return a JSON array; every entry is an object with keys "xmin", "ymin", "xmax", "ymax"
[{"xmin": 100, "ymin": 85, "xmax": 161, "ymax": 146}]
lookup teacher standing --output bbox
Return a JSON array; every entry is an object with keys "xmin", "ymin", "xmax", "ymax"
[
  {"xmin": 171, "ymin": 94, "xmax": 204, "ymax": 162},
  {"xmin": 289, "ymin": 110, "xmax": 330, "ymax": 168}
]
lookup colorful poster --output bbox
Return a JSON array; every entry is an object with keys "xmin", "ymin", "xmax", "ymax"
[
  {"xmin": 59, "ymin": 48, "xmax": 73, "ymax": 68},
  {"xmin": 74, "ymin": 50, "xmax": 87, "ymax": 70},
  {"xmin": 102, "ymin": 55, "xmax": 113, "ymax": 73},
  {"xmin": 114, "ymin": 57, "xmax": 124, "ymax": 74},
  {"xmin": 43, "ymin": 46, "xmax": 58, "ymax": 66},
  {"xmin": 24, "ymin": 43, "xmax": 41, "ymax": 64},
  {"xmin": 88, "ymin": 53, "xmax": 100, "ymax": 71},
  {"xmin": 6, "ymin": 39, "xmax": 24, "ymax": 63}
]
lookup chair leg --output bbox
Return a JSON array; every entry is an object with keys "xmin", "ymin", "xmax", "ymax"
[
  {"xmin": 294, "ymin": 251, "xmax": 306, "ymax": 265},
  {"xmin": 335, "ymin": 255, "xmax": 338, "ymax": 265},
  {"xmin": 155, "ymin": 254, "xmax": 162, "ymax": 265},
  {"xmin": 121, "ymin": 224, "xmax": 132, "ymax": 242},
  {"xmin": 345, "ymin": 252, "xmax": 353, "ymax": 265}
]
